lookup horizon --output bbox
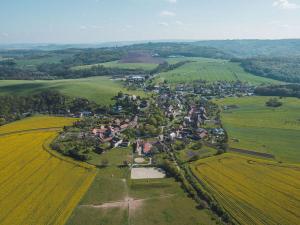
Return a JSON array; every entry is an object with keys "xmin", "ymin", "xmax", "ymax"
[
  {"xmin": 1, "ymin": 37, "xmax": 300, "ymax": 46},
  {"xmin": 1, "ymin": 0, "xmax": 300, "ymax": 44}
]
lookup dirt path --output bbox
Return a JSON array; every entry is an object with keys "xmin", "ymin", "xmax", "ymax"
[
  {"xmin": 80, "ymin": 193, "xmax": 176, "ymax": 224},
  {"xmin": 79, "ymin": 178, "xmax": 175, "ymax": 224}
]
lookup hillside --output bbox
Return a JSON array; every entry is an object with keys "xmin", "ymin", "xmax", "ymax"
[
  {"xmin": 154, "ymin": 58, "xmax": 280, "ymax": 85},
  {"xmin": 193, "ymin": 39, "xmax": 300, "ymax": 58},
  {"xmin": 0, "ymin": 76, "xmax": 145, "ymax": 105},
  {"xmin": 234, "ymin": 57, "xmax": 300, "ymax": 83}
]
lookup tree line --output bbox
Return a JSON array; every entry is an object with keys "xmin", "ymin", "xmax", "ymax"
[
  {"xmin": 0, "ymin": 90, "xmax": 104, "ymax": 125},
  {"xmin": 255, "ymin": 84, "xmax": 300, "ymax": 98}
]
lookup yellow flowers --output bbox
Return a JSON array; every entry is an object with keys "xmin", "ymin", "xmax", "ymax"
[
  {"xmin": 192, "ymin": 153, "xmax": 300, "ymax": 225},
  {"xmin": 0, "ymin": 116, "xmax": 96, "ymax": 225}
]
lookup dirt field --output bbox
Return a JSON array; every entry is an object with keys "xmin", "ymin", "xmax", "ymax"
[{"xmin": 131, "ymin": 167, "xmax": 166, "ymax": 179}]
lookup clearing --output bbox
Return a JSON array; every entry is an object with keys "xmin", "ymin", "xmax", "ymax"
[
  {"xmin": 0, "ymin": 116, "xmax": 96, "ymax": 225},
  {"xmin": 192, "ymin": 153, "xmax": 300, "ymax": 225}
]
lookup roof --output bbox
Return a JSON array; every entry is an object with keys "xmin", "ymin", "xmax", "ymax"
[{"xmin": 143, "ymin": 143, "xmax": 152, "ymax": 154}]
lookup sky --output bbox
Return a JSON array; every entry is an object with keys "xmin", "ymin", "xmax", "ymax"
[{"xmin": 0, "ymin": 0, "xmax": 300, "ymax": 43}]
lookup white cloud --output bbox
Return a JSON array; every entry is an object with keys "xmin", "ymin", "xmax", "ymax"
[
  {"xmin": 160, "ymin": 10, "xmax": 176, "ymax": 16},
  {"xmin": 273, "ymin": 0, "xmax": 300, "ymax": 9},
  {"xmin": 159, "ymin": 22, "xmax": 169, "ymax": 27},
  {"xmin": 166, "ymin": 0, "xmax": 177, "ymax": 3},
  {"xmin": 175, "ymin": 20, "xmax": 184, "ymax": 25}
]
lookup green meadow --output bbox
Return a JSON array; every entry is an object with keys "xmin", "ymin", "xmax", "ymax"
[
  {"xmin": 0, "ymin": 76, "xmax": 145, "ymax": 105},
  {"xmin": 155, "ymin": 58, "xmax": 281, "ymax": 84},
  {"xmin": 67, "ymin": 168, "xmax": 216, "ymax": 225},
  {"xmin": 215, "ymin": 96, "xmax": 300, "ymax": 163},
  {"xmin": 72, "ymin": 60, "xmax": 159, "ymax": 71}
]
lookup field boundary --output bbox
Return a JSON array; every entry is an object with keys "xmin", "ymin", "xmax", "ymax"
[
  {"xmin": 0, "ymin": 127, "xmax": 63, "ymax": 136},
  {"xmin": 228, "ymin": 147, "xmax": 275, "ymax": 159}
]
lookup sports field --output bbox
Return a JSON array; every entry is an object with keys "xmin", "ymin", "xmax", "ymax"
[
  {"xmin": 155, "ymin": 58, "xmax": 280, "ymax": 84},
  {"xmin": 215, "ymin": 96, "xmax": 300, "ymax": 163},
  {"xmin": 0, "ymin": 76, "xmax": 145, "ymax": 105},
  {"xmin": 0, "ymin": 116, "xmax": 96, "ymax": 225},
  {"xmin": 192, "ymin": 153, "xmax": 300, "ymax": 225}
]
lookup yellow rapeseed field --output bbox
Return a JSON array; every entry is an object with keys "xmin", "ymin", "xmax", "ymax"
[
  {"xmin": 0, "ymin": 115, "xmax": 77, "ymax": 134},
  {"xmin": 0, "ymin": 116, "xmax": 96, "ymax": 225},
  {"xmin": 192, "ymin": 153, "xmax": 300, "ymax": 225}
]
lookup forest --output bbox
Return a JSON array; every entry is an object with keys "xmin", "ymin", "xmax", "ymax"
[
  {"xmin": 234, "ymin": 57, "xmax": 300, "ymax": 83},
  {"xmin": 0, "ymin": 90, "xmax": 104, "ymax": 125}
]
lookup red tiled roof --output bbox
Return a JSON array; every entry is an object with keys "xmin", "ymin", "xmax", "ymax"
[{"xmin": 143, "ymin": 143, "xmax": 152, "ymax": 153}]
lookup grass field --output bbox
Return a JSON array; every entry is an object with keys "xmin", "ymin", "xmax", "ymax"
[
  {"xmin": 0, "ymin": 76, "xmax": 145, "ymax": 105},
  {"xmin": 88, "ymin": 146, "xmax": 133, "ymax": 166},
  {"xmin": 215, "ymin": 96, "xmax": 300, "ymax": 163},
  {"xmin": 192, "ymin": 153, "xmax": 300, "ymax": 225},
  {"xmin": 155, "ymin": 58, "xmax": 280, "ymax": 84},
  {"xmin": 0, "ymin": 116, "xmax": 96, "ymax": 225},
  {"xmin": 16, "ymin": 54, "xmax": 70, "ymax": 69},
  {"xmin": 67, "ymin": 167, "xmax": 216, "ymax": 225},
  {"xmin": 72, "ymin": 60, "xmax": 159, "ymax": 71},
  {"xmin": 175, "ymin": 142, "xmax": 217, "ymax": 163}
]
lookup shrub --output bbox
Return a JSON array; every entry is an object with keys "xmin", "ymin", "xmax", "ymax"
[{"xmin": 266, "ymin": 98, "xmax": 283, "ymax": 108}]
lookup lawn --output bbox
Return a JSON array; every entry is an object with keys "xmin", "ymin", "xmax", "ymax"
[
  {"xmin": 176, "ymin": 144, "xmax": 217, "ymax": 163},
  {"xmin": 192, "ymin": 153, "xmax": 300, "ymax": 225},
  {"xmin": 0, "ymin": 76, "xmax": 146, "ymax": 105},
  {"xmin": 155, "ymin": 57, "xmax": 281, "ymax": 84},
  {"xmin": 0, "ymin": 116, "xmax": 96, "ymax": 225},
  {"xmin": 72, "ymin": 60, "xmax": 159, "ymax": 71},
  {"xmin": 215, "ymin": 96, "xmax": 300, "ymax": 163},
  {"xmin": 87, "ymin": 146, "xmax": 133, "ymax": 166}
]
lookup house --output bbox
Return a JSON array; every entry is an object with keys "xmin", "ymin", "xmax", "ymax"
[
  {"xmin": 120, "ymin": 140, "xmax": 131, "ymax": 147},
  {"xmin": 169, "ymin": 132, "xmax": 176, "ymax": 141},
  {"xmin": 143, "ymin": 142, "xmax": 153, "ymax": 155},
  {"xmin": 196, "ymin": 128, "xmax": 208, "ymax": 139},
  {"xmin": 111, "ymin": 137, "xmax": 123, "ymax": 148},
  {"xmin": 79, "ymin": 111, "xmax": 92, "ymax": 118}
]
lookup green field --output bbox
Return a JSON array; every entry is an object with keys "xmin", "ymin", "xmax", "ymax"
[
  {"xmin": 155, "ymin": 58, "xmax": 280, "ymax": 84},
  {"xmin": 87, "ymin": 147, "xmax": 133, "ymax": 166},
  {"xmin": 0, "ymin": 76, "xmax": 145, "ymax": 105},
  {"xmin": 72, "ymin": 60, "xmax": 159, "ymax": 71},
  {"xmin": 215, "ymin": 96, "xmax": 300, "ymax": 163},
  {"xmin": 16, "ymin": 54, "xmax": 70, "ymax": 69},
  {"xmin": 192, "ymin": 153, "xmax": 300, "ymax": 225},
  {"xmin": 67, "ymin": 168, "xmax": 216, "ymax": 225}
]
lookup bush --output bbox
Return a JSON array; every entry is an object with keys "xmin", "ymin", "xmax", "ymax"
[{"xmin": 266, "ymin": 98, "xmax": 283, "ymax": 108}]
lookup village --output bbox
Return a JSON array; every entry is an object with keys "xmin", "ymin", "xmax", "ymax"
[{"xmin": 53, "ymin": 77, "xmax": 228, "ymax": 179}]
